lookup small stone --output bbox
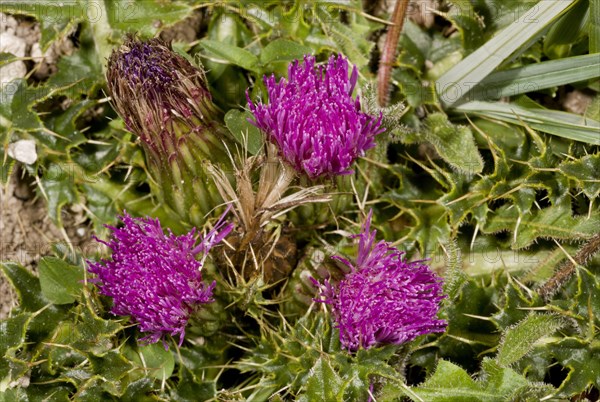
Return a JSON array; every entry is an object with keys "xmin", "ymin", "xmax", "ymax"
[
  {"xmin": 0, "ymin": 13, "xmax": 18, "ymax": 32},
  {"xmin": 563, "ymin": 90, "xmax": 593, "ymax": 115},
  {"xmin": 7, "ymin": 140, "xmax": 38, "ymax": 165},
  {"xmin": 0, "ymin": 30, "xmax": 26, "ymax": 56},
  {"xmin": 30, "ymin": 42, "xmax": 43, "ymax": 60},
  {"xmin": 0, "ymin": 30, "xmax": 27, "ymax": 84}
]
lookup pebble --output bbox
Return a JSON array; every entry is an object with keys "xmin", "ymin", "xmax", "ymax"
[
  {"xmin": 7, "ymin": 140, "xmax": 38, "ymax": 165},
  {"xmin": 0, "ymin": 30, "xmax": 27, "ymax": 84}
]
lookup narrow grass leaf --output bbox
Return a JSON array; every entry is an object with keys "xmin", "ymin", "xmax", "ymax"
[
  {"xmin": 591, "ymin": 0, "xmax": 600, "ymax": 53},
  {"xmin": 470, "ymin": 54, "xmax": 600, "ymax": 100},
  {"xmin": 436, "ymin": 0, "xmax": 577, "ymax": 107},
  {"xmin": 453, "ymin": 101, "xmax": 600, "ymax": 145}
]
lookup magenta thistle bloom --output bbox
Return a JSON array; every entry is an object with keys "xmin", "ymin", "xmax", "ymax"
[
  {"xmin": 88, "ymin": 210, "xmax": 233, "ymax": 347},
  {"xmin": 247, "ymin": 54, "xmax": 385, "ymax": 179},
  {"xmin": 315, "ymin": 211, "xmax": 446, "ymax": 351}
]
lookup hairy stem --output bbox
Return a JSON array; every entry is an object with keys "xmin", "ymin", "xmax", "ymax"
[
  {"xmin": 538, "ymin": 233, "xmax": 600, "ymax": 299},
  {"xmin": 377, "ymin": 0, "xmax": 410, "ymax": 107}
]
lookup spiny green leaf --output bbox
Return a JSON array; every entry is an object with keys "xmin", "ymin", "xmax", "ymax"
[
  {"xmin": 405, "ymin": 205, "xmax": 452, "ymax": 257},
  {"xmin": 491, "ymin": 274, "xmax": 541, "ymax": 329},
  {"xmin": 21, "ymin": 384, "xmax": 73, "ymax": 401},
  {"xmin": 411, "ymin": 359, "xmax": 481, "ymax": 400},
  {"xmin": 397, "ymin": 21, "xmax": 429, "ymax": 73},
  {"xmin": 38, "ymin": 256, "xmax": 85, "ymax": 305},
  {"xmin": 44, "ymin": 100, "xmax": 94, "ymax": 147},
  {"xmin": 481, "ymin": 204, "xmax": 600, "ymax": 249},
  {"xmin": 125, "ymin": 343, "xmax": 175, "ymax": 382},
  {"xmin": 0, "ymin": 79, "xmax": 43, "ymax": 132},
  {"xmin": 170, "ymin": 367, "xmax": 216, "ymax": 401},
  {"xmin": 480, "ymin": 358, "xmax": 553, "ymax": 400},
  {"xmin": 496, "ymin": 313, "xmax": 567, "ymax": 367},
  {"xmin": 68, "ymin": 303, "xmax": 123, "ymax": 355},
  {"xmin": 392, "ymin": 70, "xmax": 436, "ymax": 108},
  {"xmin": 445, "ymin": 12, "xmax": 485, "ymax": 53},
  {"xmin": 298, "ymin": 357, "xmax": 345, "ymax": 402},
  {"xmin": 89, "ymin": 351, "xmax": 134, "ymax": 383},
  {"xmin": 560, "ymin": 267, "xmax": 600, "ymax": 333},
  {"xmin": 101, "ymin": 0, "xmax": 194, "ymax": 38},
  {"xmin": 550, "ymin": 337, "xmax": 600, "ymax": 397},
  {"xmin": 322, "ymin": 20, "xmax": 372, "ymax": 68},
  {"xmin": 120, "ymin": 377, "xmax": 157, "ymax": 402},
  {"xmin": 45, "ymin": 25, "xmax": 102, "ymax": 98},
  {"xmin": 559, "ymin": 153, "xmax": 600, "ymax": 199},
  {"xmin": 422, "ymin": 113, "xmax": 484, "ymax": 174},
  {"xmin": 408, "ymin": 358, "xmax": 553, "ymax": 402},
  {"xmin": 0, "ymin": 262, "xmax": 47, "ymax": 312},
  {"xmin": 0, "ymin": 313, "xmax": 31, "ymax": 377},
  {"xmin": 38, "ymin": 162, "xmax": 80, "ymax": 224}
]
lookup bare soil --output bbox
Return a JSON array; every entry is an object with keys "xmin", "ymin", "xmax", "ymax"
[{"xmin": 0, "ymin": 171, "xmax": 92, "ymax": 319}]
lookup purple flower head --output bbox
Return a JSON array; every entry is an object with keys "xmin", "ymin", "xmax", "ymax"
[
  {"xmin": 88, "ymin": 209, "xmax": 233, "ymax": 348},
  {"xmin": 247, "ymin": 54, "xmax": 385, "ymax": 179},
  {"xmin": 315, "ymin": 211, "xmax": 447, "ymax": 351}
]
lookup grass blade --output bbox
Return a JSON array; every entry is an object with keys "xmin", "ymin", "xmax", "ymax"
[
  {"xmin": 437, "ymin": 0, "xmax": 577, "ymax": 108},
  {"xmin": 469, "ymin": 54, "xmax": 600, "ymax": 100},
  {"xmin": 453, "ymin": 101, "xmax": 600, "ymax": 145},
  {"xmin": 591, "ymin": 0, "xmax": 600, "ymax": 53}
]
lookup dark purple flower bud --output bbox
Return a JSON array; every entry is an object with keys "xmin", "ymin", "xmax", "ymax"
[
  {"xmin": 106, "ymin": 35, "xmax": 230, "ymax": 225},
  {"xmin": 107, "ymin": 35, "xmax": 226, "ymax": 159},
  {"xmin": 247, "ymin": 54, "xmax": 385, "ymax": 179},
  {"xmin": 88, "ymin": 209, "xmax": 233, "ymax": 348},
  {"xmin": 315, "ymin": 211, "xmax": 446, "ymax": 351}
]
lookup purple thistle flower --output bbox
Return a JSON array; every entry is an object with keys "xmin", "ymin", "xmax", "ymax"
[
  {"xmin": 247, "ymin": 54, "xmax": 385, "ymax": 179},
  {"xmin": 88, "ymin": 210, "xmax": 233, "ymax": 348},
  {"xmin": 315, "ymin": 211, "xmax": 446, "ymax": 351}
]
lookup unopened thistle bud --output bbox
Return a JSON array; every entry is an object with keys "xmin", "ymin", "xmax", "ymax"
[{"xmin": 106, "ymin": 35, "xmax": 229, "ymax": 226}]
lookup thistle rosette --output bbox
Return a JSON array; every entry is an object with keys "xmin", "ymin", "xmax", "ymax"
[
  {"xmin": 247, "ymin": 54, "xmax": 385, "ymax": 179},
  {"xmin": 315, "ymin": 211, "xmax": 447, "ymax": 351},
  {"xmin": 88, "ymin": 210, "xmax": 233, "ymax": 347},
  {"xmin": 106, "ymin": 35, "xmax": 229, "ymax": 225}
]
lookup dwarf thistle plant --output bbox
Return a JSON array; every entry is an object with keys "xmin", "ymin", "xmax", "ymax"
[{"xmin": 211, "ymin": 54, "xmax": 387, "ymax": 285}]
